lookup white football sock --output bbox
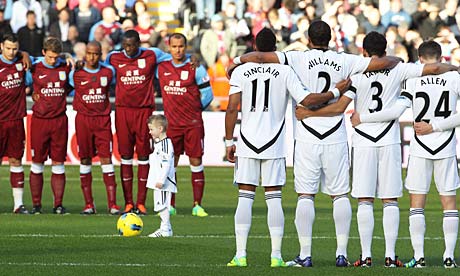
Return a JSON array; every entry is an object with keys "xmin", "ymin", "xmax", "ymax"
[
  {"xmin": 383, "ymin": 201, "xmax": 399, "ymax": 259},
  {"xmin": 357, "ymin": 201, "xmax": 374, "ymax": 258},
  {"xmin": 159, "ymin": 207, "xmax": 171, "ymax": 232},
  {"xmin": 443, "ymin": 210, "xmax": 459, "ymax": 260},
  {"xmin": 12, "ymin": 188, "xmax": 24, "ymax": 210},
  {"xmin": 295, "ymin": 195, "xmax": 315, "ymax": 259},
  {"xmin": 409, "ymin": 208, "xmax": 425, "ymax": 260},
  {"xmin": 333, "ymin": 195, "xmax": 351, "ymax": 257},
  {"xmin": 235, "ymin": 190, "xmax": 255, "ymax": 258},
  {"xmin": 265, "ymin": 191, "xmax": 284, "ymax": 259}
]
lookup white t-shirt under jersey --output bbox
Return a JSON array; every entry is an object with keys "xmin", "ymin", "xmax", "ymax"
[
  {"xmin": 345, "ymin": 62, "xmax": 424, "ymax": 147},
  {"xmin": 277, "ymin": 49, "xmax": 371, "ymax": 144},
  {"xmin": 229, "ymin": 62, "xmax": 310, "ymax": 159},
  {"xmin": 400, "ymin": 71, "xmax": 460, "ymax": 159}
]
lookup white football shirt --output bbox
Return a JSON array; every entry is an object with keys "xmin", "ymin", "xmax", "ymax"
[
  {"xmin": 229, "ymin": 62, "xmax": 310, "ymax": 159},
  {"xmin": 346, "ymin": 62, "xmax": 424, "ymax": 147},
  {"xmin": 401, "ymin": 71, "xmax": 460, "ymax": 159},
  {"xmin": 277, "ymin": 50, "xmax": 371, "ymax": 144},
  {"xmin": 146, "ymin": 137, "xmax": 177, "ymax": 192}
]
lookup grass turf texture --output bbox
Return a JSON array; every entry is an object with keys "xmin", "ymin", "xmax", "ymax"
[{"xmin": 0, "ymin": 166, "xmax": 458, "ymax": 275}]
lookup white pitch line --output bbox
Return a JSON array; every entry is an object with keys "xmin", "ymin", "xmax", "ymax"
[
  {"xmin": 0, "ymin": 262, "xmax": 227, "ymax": 268},
  {"xmin": 2, "ymin": 233, "xmax": 453, "ymax": 240}
]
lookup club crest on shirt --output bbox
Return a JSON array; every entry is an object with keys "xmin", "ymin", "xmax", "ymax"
[
  {"xmin": 59, "ymin": 71, "xmax": 66, "ymax": 81},
  {"xmin": 138, "ymin": 59, "xmax": 146, "ymax": 69},
  {"xmin": 100, "ymin": 76, "xmax": 108, "ymax": 87},
  {"xmin": 15, "ymin": 63, "xmax": 23, "ymax": 71},
  {"xmin": 180, "ymin": 70, "xmax": 189, "ymax": 80}
]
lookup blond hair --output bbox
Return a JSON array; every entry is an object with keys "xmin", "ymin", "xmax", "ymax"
[{"xmin": 147, "ymin": 114, "xmax": 168, "ymax": 132}]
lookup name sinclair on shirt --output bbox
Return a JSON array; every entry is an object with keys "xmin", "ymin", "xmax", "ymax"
[
  {"xmin": 243, "ymin": 66, "xmax": 279, "ymax": 78},
  {"xmin": 421, "ymin": 77, "xmax": 447, "ymax": 86},
  {"xmin": 364, "ymin": 69, "xmax": 390, "ymax": 78},
  {"xmin": 308, "ymin": 58, "xmax": 341, "ymax": 71}
]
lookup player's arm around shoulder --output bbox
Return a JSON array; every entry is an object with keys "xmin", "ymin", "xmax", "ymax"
[{"xmin": 225, "ymin": 73, "xmax": 242, "ymax": 163}]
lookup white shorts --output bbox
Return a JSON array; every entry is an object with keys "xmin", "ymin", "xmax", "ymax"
[
  {"xmin": 351, "ymin": 145, "xmax": 403, "ymax": 199},
  {"xmin": 294, "ymin": 141, "xmax": 350, "ymax": 196},
  {"xmin": 405, "ymin": 155, "xmax": 459, "ymax": 196},
  {"xmin": 234, "ymin": 157, "xmax": 286, "ymax": 187},
  {"xmin": 153, "ymin": 190, "xmax": 172, "ymax": 212}
]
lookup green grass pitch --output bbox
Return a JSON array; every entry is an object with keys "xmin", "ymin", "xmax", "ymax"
[{"xmin": 0, "ymin": 165, "xmax": 458, "ymax": 275}]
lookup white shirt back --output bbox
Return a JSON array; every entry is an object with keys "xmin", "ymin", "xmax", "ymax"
[
  {"xmin": 229, "ymin": 62, "xmax": 309, "ymax": 159},
  {"xmin": 278, "ymin": 49, "xmax": 371, "ymax": 144},
  {"xmin": 347, "ymin": 62, "xmax": 424, "ymax": 147},
  {"xmin": 401, "ymin": 71, "xmax": 460, "ymax": 159}
]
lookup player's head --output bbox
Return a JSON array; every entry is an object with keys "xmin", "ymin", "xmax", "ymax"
[
  {"xmin": 148, "ymin": 114, "xmax": 168, "ymax": 139},
  {"xmin": 42, "ymin": 37, "xmax": 63, "ymax": 66},
  {"xmin": 85, "ymin": 41, "xmax": 102, "ymax": 69},
  {"xmin": 169, "ymin": 33, "xmax": 187, "ymax": 62},
  {"xmin": 363, "ymin": 31, "xmax": 387, "ymax": 58},
  {"xmin": 122, "ymin": 30, "xmax": 141, "ymax": 57},
  {"xmin": 1, "ymin": 33, "xmax": 19, "ymax": 62},
  {"xmin": 307, "ymin": 20, "xmax": 331, "ymax": 48},
  {"xmin": 418, "ymin": 40, "xmax": 442, "ymax": 64},
  {"xmin": 254, "ymin": 28, "xmax": 276, "ymax": 52}
]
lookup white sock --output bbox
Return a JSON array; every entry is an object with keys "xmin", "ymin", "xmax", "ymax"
[
  {"xmin": 235, "ymin": 190, "xmax": 255, "ymax": 258},
  {"xmin": 12, "ymin": 188, "xmax": 24, "ymax": 210},
  {"xmin": 265, "ymin": 191, "xmax": 284, "ymax": 259},
  {"xmin": 357, "ymin": 201, "xmax": 374, "ymax": 258},
  {"xmin": 409, "ymin": 208, "xmax": 425, "ymax": 260},
  {"xmin": 333, "ymin": 195, "xmax": 351, "ymax": 257},
  {"xmin": 383, "ymin": 201, "xmax": 399, "ymax": 259},
  {"xmin": 295, "ymin": 195, "xmax": 315, "ymax": 259},
  {"xmin": 159, "ymin": 208, "xmax": 171, "ymax": 232},
  {"xmin": 443, "ymin": 210, "xmax": 459, "ymax": 260}
]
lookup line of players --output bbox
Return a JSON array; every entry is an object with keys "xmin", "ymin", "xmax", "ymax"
[
  {"xmin": 225, "ymin": 22, "xmax": 460, "ymax": 268},
  {"xmin": 0, "ymin": 30, "xmax": 213, "ymax": 217}
]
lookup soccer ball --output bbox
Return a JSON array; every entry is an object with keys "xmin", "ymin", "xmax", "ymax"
[{"xmin": 117, "ymin": 213, "xmax": 143, "ymax": 237}]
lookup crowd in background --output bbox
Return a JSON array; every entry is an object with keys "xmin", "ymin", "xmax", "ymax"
[{"xmin": 2, "ymin": 0, "xmax": 460, "ymax": 109}]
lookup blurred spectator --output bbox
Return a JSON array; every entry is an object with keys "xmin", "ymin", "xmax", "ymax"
[
  {"xmin": 347, "ymin": 27, "xmax": 366, "ymax": 55},
  {"xmin": 48, "ymin": 0, "xmax": 69, "ymax": 29},
  {"xmin": 63, "ymin": 24, "xmax": 79, "ymax": 53},
  {"xmin": 148, "ymin": 21, "xmax": 169, "ymax": 52},
  {"xmin": 49, "ymin": 8, "xmax": 71, "ymax": 42},
  {"xmin": 385, "ymin": 26, "xmax": 404, "ymax": 56},
  {"xmin": 439, "ymin": 0, "xmax": 458, "ymax": 27},
  {"xmin": 135, "ymin": 13, "xmax": 154, "ymax": 47},
  {"xmin": 245, "ymin": 0, "xmax": 268, "ymax": 37},
  {"xmin": 303, "ymin": 3, "xmax": 319, "ymax": 23},
  {"xmin": 435, "ymin": 25, "xmax": 460, "ymax": 61},
  {"xmin": 72, "ymin": 0, "xmax": 101, "ymax": 42},
  {"xmin": 394, "ymin": 44, "xmax": 409, "ymax": 62},
  {"xmin": 362, "ymin": 8, "xmax": 385, "ymax": 34},
  {"xmin": 267, "ymin": 8, "xmax": 289, "ymax": 49},
  {"xmin": 222, "ymin": 1, "xmax": 250, "ymax": 39},
  {"xmin": 222, "ymin": 0, "xmax": 245, "ymax": 19},
  {"xmin": 131, "ymin": 0, "xmax": 148, "ymax": 24},
  {"xmin": 196, "ymin": 0, "xmax": 216, "ymax": 22},
  {"xmin": 88, "ymin": 6, "xmax": 123, "ymax": 47},
  {"xmin": 381, "ymin": 0, "xmax": 411, "ymax": 28},
  {"xmin": 73, "ymin": 41, "xmax": 86, "ymax": 61},
  {"xmin": 288, "ymin": 15, "xmax": 308, "ymax": 43},
  {"xmin": 278, "ymin": 0, "xmax": 296, "ymax": 30},
  {"xmin": 17, "ymin": 11, "xmax": 44, "ymax": 56},
  {"xmin": 450, "ymin": 47, "xmax": 460, "ymax": 65},
  {"xmin": 100, "ymin": 39, "xmax": 112, "ymax": 61},
  {"xmin": 114, "ymin": 0, "xmax": 130, "ymax": 22},
  {"xmin": 207, "ymin": 55, "xmax": 231, "ymax": 111},
  {"xmin": 404, "ymin": 29, "xmax": 423, "ymax": 62},
  {"xmin": 121, "ymin": 18, "xmax": 135, "ymax": 32},
  {"xmin": 0, "ymin": 0, "xmax": 12, "ymax": 21},
  {"xmin": 412, "ymin": 2, "xmax": 443, "ymax": 40},
  {"xmin": 0, "ymin": 8, "xmax": 12, "ymax": 35},
  {"xmin": 10, "ymin": 0, "xmax": 43, "ymax": 33},
  {"xmin": 200, "ymin": 14, "xmax": 237, "ymax": 68},
  {"xmin": 91, "ymin": 0, "xmax": 113, "ymax": 12},
  {"xmin": 68, "ymin": 0, "xmax": 79, "ymax": 10}
]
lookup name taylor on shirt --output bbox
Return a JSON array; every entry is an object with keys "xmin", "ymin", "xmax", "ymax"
[
  {"xmin": 243, "ymin": 66, "xmax": 280, "ymax": 78},
  {"xmin": 308, "ymin": 58, "xmax": 341, "ymax": 71}
]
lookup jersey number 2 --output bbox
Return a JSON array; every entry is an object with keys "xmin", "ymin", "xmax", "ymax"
[{"xmin": 415, "ymin": 91, "xmax": 451, "ymax": 122}]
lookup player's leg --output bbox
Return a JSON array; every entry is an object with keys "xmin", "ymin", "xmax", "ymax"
[
  {"xmin": 378, "ymin": 144, "xmax": 403, "ymax": 267},
  {"xmin": 323, "ymin": 142, "xmax": 351, "ymax": 266},
  {"xmin": 168, "ymin": 127, "xmax": 185, "ymax": 213},
  {"xmin": 115, "ymin": 107, "xmax": 135, "ymax": 212},
  {"xmin": 227, "ymin": 157, "xmax": 259, "ymax": 267},
  {"xmin": 262, "ymin": 158, "xmax": 287, "ymax": 267},
  {"xmin": 134, "ymin": 108, "xmax": 155, "ymax": 215},
  {"xmin": 185, "ymin": 126, "xmax": 207, "ymax": 216},
  {"xmin": 9, "ymin": 158, "xmax": 27, "ymax": 214},
  {"xmin": 50, "ymin": 115, "xmax": 68, "ymax": 214},
  {"xmin": 148, "ymin": 190, "xmax": 173, "ymax": 238},
  {"xmin": 404, "ymin": 156, "xmax": 431, "ymax": 268},
  {"xmin": 351, "ymin": 147, "xmax": 378, "ymax": 267},
  {"xmin": 287, "ymin": 142, "xmax": 320, "ymax": 267},
  {"xmin": 79, "ymin": 158, "xmax": 95, "ymax": 214},
  {"xmin": 434, "ymin": 157, "xmax": 459, "ymax": 268}
]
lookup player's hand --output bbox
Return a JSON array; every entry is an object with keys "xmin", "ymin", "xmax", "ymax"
[
  {"xmin": 32, "ymin": 92, "xmax": 40, "ymax": 102},
  {"xmin": 414, "ymin": 121, "xmax": 433, "ymax": 135},
  {"xmin": 295, "ymin": 105, "xmax": 311, "ymax": 120},
  {"xmin": 350, "ymin": 112, "xmax": 361, "ymax": 127},
  {"xmin": 62, "ymin": 53, "xmax": 76, "ymax": 68},
  {"xmin": 335, "ymin": 78, "xmax": 352, "ymax": 94},
  {"xmin": 75, "ymin": 60, "xmax": 85, "ymax": 71},
  {"xmin": 20, "ymin": 51, "xmax": 32, "ymax": 70},
  {"xmin": 226, "ymin": 62, "xmax": 238, "ymax": 79},
  {"xmin": 226, "ymin": 145, "xmax": 236, "ymax": 163},
  {"xmin": 155, "ymin": 182, "xmax": 163, "ymax": 189},
  {"xmin": 189, "ymin": 55, "xmax": 200, "ymax": 69}
]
